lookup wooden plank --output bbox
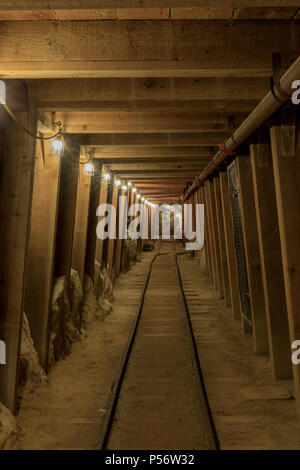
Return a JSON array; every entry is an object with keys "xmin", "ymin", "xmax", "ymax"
[
  {"xmin": 84, "ymin": 161, "xmax": 102, "ymax": 280},
  {"xmin": 208, "ymin": 180, "xmax": 224, "ymax": 298},
  {"xmin": 0, "ymin": 109, "xmax": 37, "ymax": 413},
  {"xmin": 200, "ymin": 186, "xmax": 212, "ymax": 281},
  {"xmin": 95, "ymin": 167, "xmax": 110, "ymax": 266},
  {"xmin": 171, "ymin": 7, "xmax": 232, "ymax": 19},
  {"xmin": 250, "ymin": 136, "xmax": 292, "ymax": 379},
  {"xmin": 56, "ymin": 111, "xmax": 229, "ymax": 134},
  {"xmin": 236, "ymin": 155, "xmax": 269, "ymax": 353},
  {"xmin": 92, "ymin": 146, "xmax": 211, "ymax": 158},
  {"xmin": 234, "ymin": 7, "xmax": 298, "ymax": 19},
  {"xmin": 113, "ymin": 187, "xmax": 127, "ymax": 279},
  {"xmin": 214, "ymin": 176, "xmax": 231, "ymax": 307},
  {"xmin": 24, "ymin": 139, "xmax": 61, "ymax": 370},
  {"xmin": 204, "ymin": 181, "xmax": 219, "ymax": 292},
  {"xmin": 106, "ymin": 184, "xmax": 119, "ymax": 280},
  {"xmin": 85, "ymin": 133, "xmax": 227, "ymax": 147},
  {"xmin": 28, "ymin": 77, "xmax": 268, "ymax": 108},
  {"xmin": 71, "ymin": 164, "xmax": 92, "ymax": 284},
  {"xmin": 1, "ymin": 2, "xmax": 299, "ymax": 10},
  {"xmin": 53, "ymin": 134, "xmax": 81, "ymax": 291},
  {"xmin": 0, "ymin": 20, "xmax": 298, "ymax": 78},
  {"xmin": 219, "ymin": 171, "xmax": 241, "ymax": 319},
  {"xmin": 270, "ymin": 117, "xmax": 300, "ymax": 412}
]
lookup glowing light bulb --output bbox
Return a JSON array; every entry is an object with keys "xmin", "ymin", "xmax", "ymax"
[
  {"xmin": 104, "ymin": 173, "xmax": 111, "ymax": 181},
  {"xmin": 136, "ymin": 194, "xmax": 141, "ymax": 200},
  {"xmin": 115, "ymin": 179, "xmax": 121, "ymax": 187},
  {"xmin": 51, "ymin": 137, "xmax": 64, "ymax": 160},
  {"xmin": 142, "ymin": 197, "xmax": 145, "ymax": 202},
  {"xmin": 132, "ymin": 187, "xmax": 137, "ymax": 193},
  {"xmin": 122, "ymin": 185, "xmax": 128, "ymax": 191},
  {"xmin": 84, "ymin": 161, "xmax": 95, "ymax": 176},
  {"xmin": 128, "ymin": 182, "xmax": 132, "ymax": 187},
  {"xmin": 0, "ymin": 80, "xmax": 6, "ymax": 105}
]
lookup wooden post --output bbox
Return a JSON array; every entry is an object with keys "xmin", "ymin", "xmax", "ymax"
[
  {"xmin": 204, "ymin": 181, "xmax": 218, "ymax": 290},
  {"xmin": 106, "ymin": 182, "xmax": 119, "ymax": 280},
  {"xmin": 113, "ymin": 186, "xmax": 126, "ymax": 279},
  {"xmin": 200, "ymin": 185, "xmax": 213, "ymax": 282},
  {"xmin": 207, "ymin": 180, "xmax": 224, "ymax": 298},
  {"xmin": 214, "ymin": 176, "xmax": 231, "ymax": 307},
  {"xmin": 270, "ymin": 111, "xmax": 300, "ymax": 409},
  {"xmin": 219, "ymin": 171, "xmax": 241, "ymax": 319},
  {"xmin": 236, "ymin": 155, "xmax": 269, "ymax": 353},
  {"xmin": 72, "ymin": 160, "xmax": 92, "ymax": 284},
  {"xmin": 0, "ymin": 106, "xmax": 37, "ymax": 412},
  {"xmin": 250, "ymin": 134, "xmax": 292, "ymax": 379},
  {"xmin": 24, "ymin": 138, "xmax": 60, "ymax": 370},
  {"xmin": 84, "ymin": 160, "xmax": 102, "ymax": 281},
  {"xmin": 95, "ymin": 166, "xmax": 110, "ymax": 265},
  {"xmin": 54, "ymin": 134, "xmax": 81, "ymax": 292}
]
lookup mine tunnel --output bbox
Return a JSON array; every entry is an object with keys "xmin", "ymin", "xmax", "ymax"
[{"xmin": 0, "ymin": 2, "xmax": 300, "ymax": 452}]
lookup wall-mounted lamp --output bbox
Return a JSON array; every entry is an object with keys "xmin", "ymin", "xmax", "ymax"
[
  {"xmin": 103, "ymin": 173, "xmax": 111, "ymax": 181},
  {"xmin": 83, "ymin": 161, "xmax": 95, "ymax": 176},
  {"xmin": 115, "ymin": 179, "xmax": 121, "ymax": 187}
]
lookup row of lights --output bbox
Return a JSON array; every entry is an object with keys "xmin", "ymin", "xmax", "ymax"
[
  {"xmin": 103, "ymin": 173, "xmax": 155, "ymax": 207},
  {"xmin": 0, "ymin": 81, "xmax": 157, "ymax": 208}
]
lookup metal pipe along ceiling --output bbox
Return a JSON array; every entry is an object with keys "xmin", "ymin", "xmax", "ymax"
[{"xmin": 182, "ymin": 55, "xmax": 300, "ymax": 203}]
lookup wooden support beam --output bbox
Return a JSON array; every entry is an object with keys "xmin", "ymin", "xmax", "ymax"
[
  {"xmin": 57, "ymin": 111, "xmax": 229, "ymax": 134},
  {"xmin": 204, "ymin": 181, "xmax": 219, "ymax": 291},
  {"xmin": 95, "ymin": 168, "xmax": 110, "ymax": 266},
  {"xmin": 219, "ymin": 171, "xmax": 241, "ymax": 320},
  {"xmin": 236, "ymin": 156, "xmax": 269, "ymax": 353},
  {"xmin": 250, "ymin": 134, "xmax": 292, "ymax": 379},
  {"xmin": 72, "ymin": 165, "xmax": 92, "ymax": 284},
  {"xmin": 28, "ymin": 78, "xmax": 267, "ymax": 110},
  {"xmin": 0, "ymin": 108, "xmax": 37, "ymax": 413},
  {"xmin": 85, "ymin": 133, "xmax": 226, "ymax": 147},
  {"xmin": 25, "ymin": 139, "xmax": 61, "ymax": 370},
  {"xmin": 0, "ymin": 20, "xmax": 298, "ymax": 78},
  {"xmin": 200, "ymin": 186, "xmax": 213, "ymax": 282},
  {"xmin": 113, "ymin": 187, "xmax": 127, "ymax": 279},
  {"xmin": 208, "ymin": 180, "xmax": 224, "ymax": 298},
  {"xmin": 270, "ymin": 113, "xmax": 300, "ymax": 411},
  {"xmin": 1, "ymin": 1, "xmax": 298, "ymax": 9},
  {"xmin": 92, "ymin": 146, "xmax": 211, "ymax": 158},
  {"xmin": 214, "ymin": 176, "xmax": 231, "ymax": 307},
  {"xmin": 53, "ymin": 135, "xmax": 81, "ymax": 290},
  {"xmin": 84, "ymin": 161, "xmax": 102, "ymax": 280}
]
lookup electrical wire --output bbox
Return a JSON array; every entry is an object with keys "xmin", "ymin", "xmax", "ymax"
[{"xmin": 0, "ymin": 95, "xmax": 62, "ymax": 141}]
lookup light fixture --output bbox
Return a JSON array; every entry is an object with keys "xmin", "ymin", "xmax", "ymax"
[
  {"xmin": 142, "ymin": 197, "xmax": 145, "ymax": 202},
  {"xmin": 122, "ymin": 185, "xmax": 128, "ymax": 191},
  {"xmin": 50, "ymin": 122, "xmax": 64, "ymax": 160},
  {"xmin": 115, "ymin": 179, "xmax": 121, "ymax": 187},
  {"xmin": 103, "ymin": 173, "xmax": 111, "ymax": 181},
  {"xmin": 0, "ymin": 80, "xmax": 6, "ymax": 105},
  {"xmin": 136, "ymin": 194, "xmax": 141, "ymax": 200},
  {"xmin": 128, "ymin": 182, "xmax": 132, "ymax": 187},
  {"xmin": 132, "ymin": 187, "xmax": 137, "ymax": 193},
  {"xmin": 84, "ymin": 161, "xmax": 95, "ymax": 176},
  {"xmin": 51, "ymin": 136, "xmax": 64, "ymax": 160}
]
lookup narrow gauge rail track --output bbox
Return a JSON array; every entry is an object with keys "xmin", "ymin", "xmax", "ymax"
[{"xmin": 99, "ymin": 241, "xmax": 219, "ymax": 450}]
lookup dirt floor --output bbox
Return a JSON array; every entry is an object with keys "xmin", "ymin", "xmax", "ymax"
[
  {"xmin": 16, "ymin": 245, "xmax": 300, "ymax": 450},
  {"xmin": 178, "ymin": 252, "xmax": 300, "ymax": 450},
  {"xmin": 16, "ymin": 253, "xmax": 154, "ymax": 450},
  {"xmin": 107, "ymin": 253, "xmax": 215, "ymax": 450}
]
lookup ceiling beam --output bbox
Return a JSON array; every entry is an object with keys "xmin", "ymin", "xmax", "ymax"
[
  {"xmin": 91, "ymin": 146, "xmax": 211, "ymax": 158},
  {"xmin": 57, "ymin": 110, "xmax": 230, "ymax": 133},
  {"xmin": 84, "ymin": 133, "xmax": 226, "ymax": 147},
  {"xmin": 106, "ymin": 163, "xmax": 206, "ymax": 170},
  {"xmin": 1, "ymin": 20, "xmax": 298, "ymax": 78},
  {"xmin": 1, "ymin": 2, "xmax": 299, "ymax": 9},
  {"xmin": 28, "ymin": 78, "xmax": 267, "ymax": 111}
]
